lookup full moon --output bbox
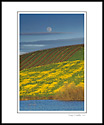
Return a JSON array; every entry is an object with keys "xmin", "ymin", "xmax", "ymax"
[{"xmin": 47, "ymin": 27, "xmax": 52, "ymax": 32}]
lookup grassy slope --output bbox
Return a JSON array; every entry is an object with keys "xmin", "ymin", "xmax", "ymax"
[
  {"xmin": 20, "ymin": 44, "xmax": 83, "ymax": 71},
  {"xmin": 20, "ymin": 44, "xmax": 84, "ymax": 101}
]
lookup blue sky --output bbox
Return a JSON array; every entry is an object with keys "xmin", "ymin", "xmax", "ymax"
[
  {"xmin": 20, "ymin": 14, "xmax": 84, "ymax": 37},
  {"xmin": 20, "ymin": 14, "xmax": 84, "ymax": 54}
]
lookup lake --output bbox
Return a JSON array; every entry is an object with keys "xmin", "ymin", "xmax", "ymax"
[{"xmin": 20, "ymin": 100, "xmax": 84, "ymax": 111}]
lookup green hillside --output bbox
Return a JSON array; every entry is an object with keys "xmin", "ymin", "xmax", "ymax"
[
  {"xmin": 20, "ymin": 44, "xmax": 84, "ymax": 101},
  {"xmin": 20, "ymin": 44, "xmax": 84, "ymax": 71}
]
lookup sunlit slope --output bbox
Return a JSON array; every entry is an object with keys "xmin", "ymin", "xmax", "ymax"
[
  {"xmin": 20, "ymin": 44, "xmax": 84, "ymax": 71},
  {"xmin": 20, "ymin": 45, "xmax": 84, "ymax": 101}
]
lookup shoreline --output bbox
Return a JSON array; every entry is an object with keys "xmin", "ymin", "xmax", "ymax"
[
  {"xmin": 20, "ymin": 97, "xmax": 84, "ymax": 101},
  {"xmin": 20, "ymin": 99, "xmax": 84, "ymax": 101}
]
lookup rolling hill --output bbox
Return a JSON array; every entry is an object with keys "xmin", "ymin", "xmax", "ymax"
[
  {"xmin": 20, "ymin": 44, "xmax": 84, "ymax": 101},
  {"xmin": 20, "ymin": 44, "xmax": 84, "ymax": 71}
]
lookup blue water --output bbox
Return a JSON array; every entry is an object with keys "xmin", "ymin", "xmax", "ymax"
[
  {"xmin": 20, "ymin": 100, "xmax": 84, "ymax": 111},
  {"xmin": 20, "ymin": 34, "xmax": 84, "ymax": 55}
]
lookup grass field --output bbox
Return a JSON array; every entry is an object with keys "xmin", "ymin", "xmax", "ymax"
[{"xmin": 20, "ymin": 44, "xmax": 84, "ymax": 101}]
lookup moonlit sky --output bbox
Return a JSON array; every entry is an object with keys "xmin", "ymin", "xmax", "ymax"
[
  {"xmin": 20, "ymin": 14, "xmax": 84, "ymax": 55},
  {"xmin": 20, "ymin": 14, "xmax": 84, "ymax": 35}
]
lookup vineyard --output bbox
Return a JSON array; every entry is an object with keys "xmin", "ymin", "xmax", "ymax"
[
  {"xmin": 20, "ymin": 44, "xmax": 84, "ymax": 71},
  {"xmin": 20, "ymin": 44, "xmax": 84, "ymax": 101}
]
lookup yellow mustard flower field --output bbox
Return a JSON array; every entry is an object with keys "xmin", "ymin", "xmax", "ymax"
[
  {"xmin": 20, "ymin": 44, "xmax": 84, "ymax": 101},
  {"xmin": 20, "ymin": 61, "xmax": 84, "ymax": 100}
]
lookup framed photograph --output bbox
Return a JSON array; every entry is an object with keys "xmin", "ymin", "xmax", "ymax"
[
  {"xmin": 17, "ymin": 11, "xmax": 87, "ymax": 113},
  {"xmin": 2, "ymin": 2, "xmax": 102, "ymax": 123}
]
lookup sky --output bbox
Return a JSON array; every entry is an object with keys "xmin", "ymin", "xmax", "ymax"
[
  {"xmin": 20, "ymin": 14, "xmax": 84, "ymax": 35},
  {"xmin": 20, "ymin": 14, "xmax": 84, "ymax": 54}
]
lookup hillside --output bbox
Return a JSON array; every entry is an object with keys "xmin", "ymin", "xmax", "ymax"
[
  {"xmin": 20, "ymin": 44, "xmax": 84, "ymax": 71},
  {"xmin": 20, "ymin": 44, "xmax": 84, "ymax": 101}
]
